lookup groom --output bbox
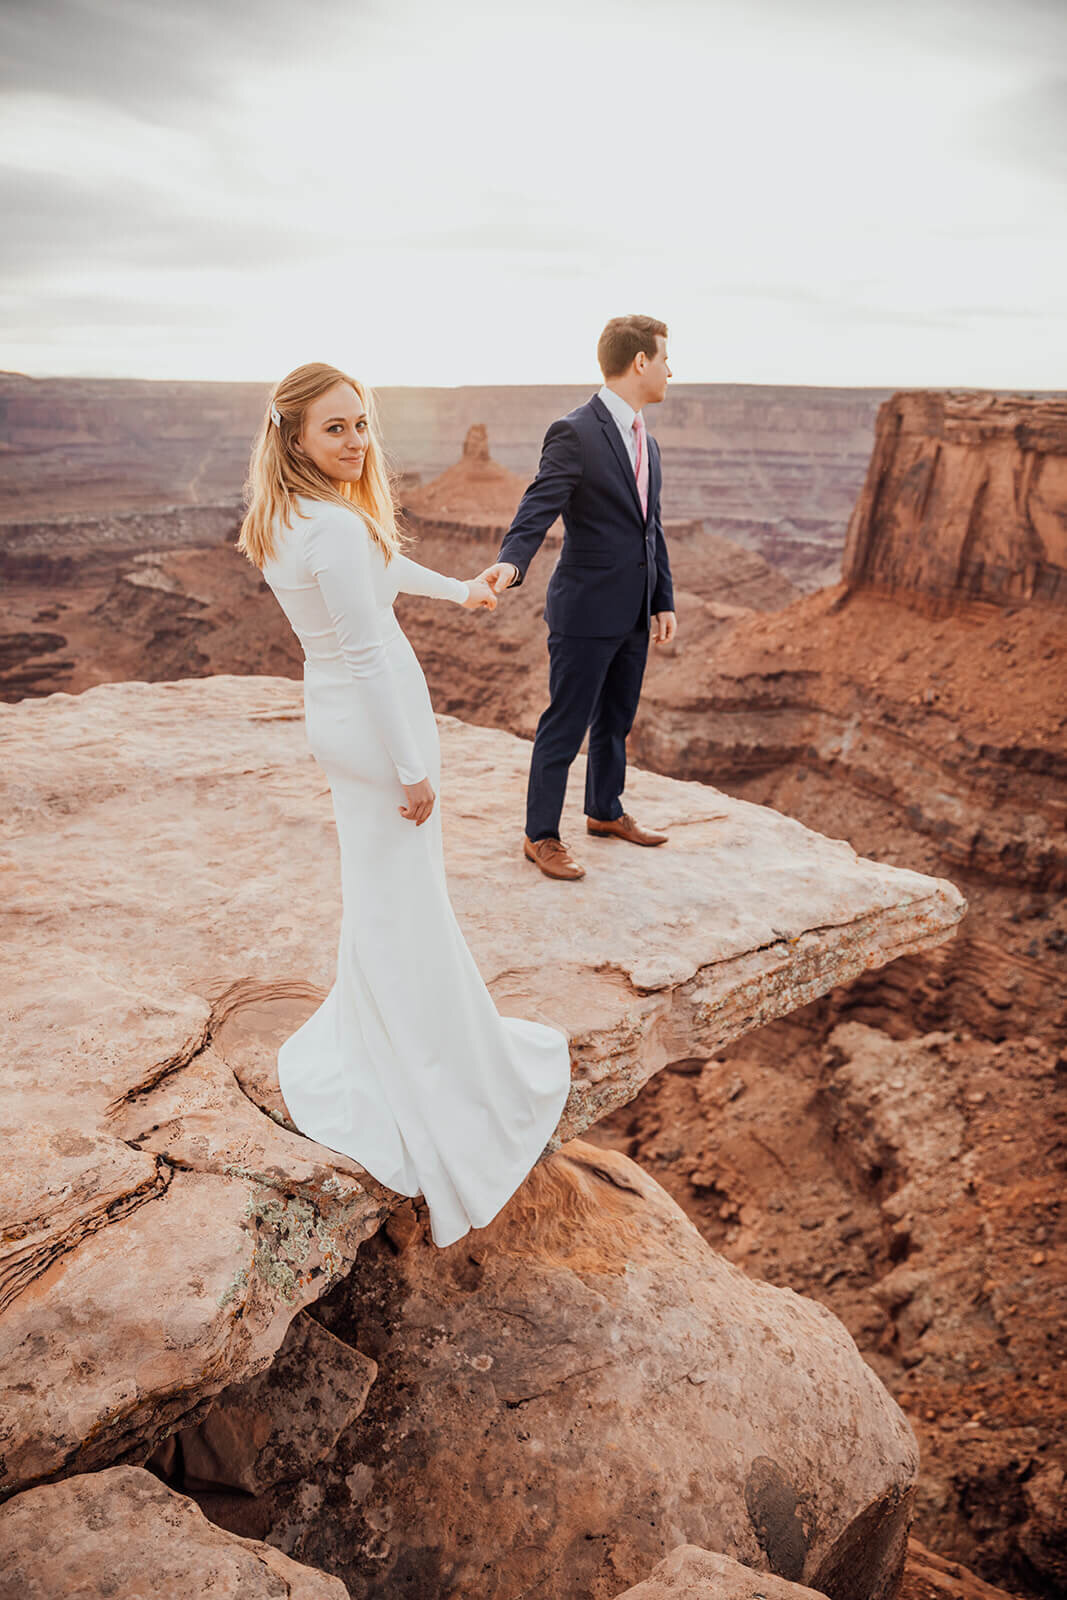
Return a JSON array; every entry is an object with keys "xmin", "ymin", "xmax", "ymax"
[{"xmin": 480, "ymin": 314, "xmax": 676, "ymax": 881}]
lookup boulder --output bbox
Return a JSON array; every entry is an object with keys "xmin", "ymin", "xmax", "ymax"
[
  {"xmin": 218, "ymin": 1141, "xmax": 917, "ymax": 1600},
  {"xmin": 611, "ymin": 1539, "xmax": 1031, "ymax": 1600},
  {"xmin": 149, "ymin": 1308, "xmax": 377, "ymax": 1495},
  {"xmin": 0, "ymin": 1464, "xmax": 348, "ymax": 1599},
  {"xmin": 613, "ymin": 1544, "xmax": 828, "ymax": 1598}
]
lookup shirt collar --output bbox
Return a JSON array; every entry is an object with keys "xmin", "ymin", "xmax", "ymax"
[{"xmin": 597, "ymin": 383, "xmax": 640, "ymax": 432}]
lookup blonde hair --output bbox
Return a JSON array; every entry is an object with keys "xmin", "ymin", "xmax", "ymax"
[{"xmin": 237, "ymin": 362, "xmax": 408, "ymax": 568}]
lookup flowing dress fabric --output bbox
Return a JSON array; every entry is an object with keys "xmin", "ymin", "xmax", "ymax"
[{"xmin": 262, "ymin": 495, "xmax": 571, "ymax": 1247}]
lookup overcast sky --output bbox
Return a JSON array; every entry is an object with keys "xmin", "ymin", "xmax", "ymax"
[{"xmin": 2, "ymin": 0, "xmax": 1065, "ymax": 387}]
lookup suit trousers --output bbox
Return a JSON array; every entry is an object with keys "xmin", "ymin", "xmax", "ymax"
[{"xmin": 525, "ymin": 623, "xmax": 650, "ymax": 842}]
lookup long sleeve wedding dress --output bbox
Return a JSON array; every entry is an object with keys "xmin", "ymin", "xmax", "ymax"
[{"xmin": 262, "ymin": 494, "xmax": 571, "ymax": 1247}]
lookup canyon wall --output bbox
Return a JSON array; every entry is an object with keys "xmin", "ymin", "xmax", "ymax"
[
  {"xmin": 0, "ymin": 372, "xmax": 889, "ymax": 585},
  {"xmin": 0, "ymin": 502, "xmax": 242, "ymax": 583},
  {"xmin": 842, "ymin": 392, "xmax": 1067, "ymax": 610}
]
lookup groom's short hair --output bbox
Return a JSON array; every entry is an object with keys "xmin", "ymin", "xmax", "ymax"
[{"xmin": 597, "ymin": 315, "xmax": 668, "ymax": 379}]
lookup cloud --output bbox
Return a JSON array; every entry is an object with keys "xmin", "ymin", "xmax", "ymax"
[
  {"xmin": 2, "ymin": 0, "xmax": 1066, "ymax": 384},
  {"xmin": 973, "ymin": 74, "xmax": 1067, "ymax": 181},
  {"xmin": 0, "ymin": 163, "xmax": 350, "ymax": 276},
  {"xmin": 0, "ymin": 0, "xmax": 345, "ymax": 121}
]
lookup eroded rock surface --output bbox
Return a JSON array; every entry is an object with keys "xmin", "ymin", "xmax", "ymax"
[
  {"xmin": 0, "ymin": 1465, "xmax": 349, "ymax": 1599},
  {"xmin": 401, "ymin": 422, "xmax": 530, "ymax": 523},
  {"xmin": 843, "ymin": 391, "xmax": 1067, "ymax": 610},
  {"xmin": 0, "ymin": 676, "xmax": 961, "ymax": 1502},
  {"xmin": 173, "ymin": 1142, "xmax": 917, "ymax": 1600},
  {"xmin": 591, "ymin": 1022, "xmax": 1066, "ymax": 1594},
  {"xmin": 149, "ymin": 1308, "xmax": 377, "ymax": 1495}
]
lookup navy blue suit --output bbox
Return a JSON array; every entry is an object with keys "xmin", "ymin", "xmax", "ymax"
[{"xmin": 497, "ymin": 392, "xmax": 674, "ymax": 841}]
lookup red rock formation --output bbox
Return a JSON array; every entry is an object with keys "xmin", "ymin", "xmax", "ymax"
[
  {"xmin": 612, "ymin": 1548, "xmax": 831, "ymax": 1599},
  {"xmin": 400, "ymin": 422, "xmax": 530, "ymax": 524},
  {"xmin": 382, "ymin": 394, "xmax": 1067, "ymax": 1595},
  {"xmin": 3, "ymin": 381, "xmax": 1061, "ymax": 1595},
  {"xmin": 590, "ymin": 1020, "xmax": 1065, "ymax": 1594},
  {"xmin": 843, "ymin": 392, "xmax": 1067, "ymax": 610},
  {"xmin": 902, "ymin": 1539, "xmax": 1031, "ymax": 1600},
  {"xmin": 631, "ymin": 584, "xmax": 1066, "ymax": 893}
]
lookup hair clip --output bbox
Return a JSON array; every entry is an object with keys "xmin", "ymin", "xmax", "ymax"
[{"xmin": 270, "ymin": 403, "xmax": 282, "ymax": 427}]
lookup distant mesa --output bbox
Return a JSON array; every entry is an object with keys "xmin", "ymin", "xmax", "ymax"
[{"xmin": 400, "ymin": 423, "xmax": 529, "ymax": 528}]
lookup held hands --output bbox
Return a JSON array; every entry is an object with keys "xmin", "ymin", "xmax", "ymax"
[
  {"xmin": 476, "ymin": 562, "xmax": 519, "ymax": 595},
  {"xmin": 651, "ymin": 611, "xmax": 677, "ymax": 645},
  {"xmin": 462, "ymin": 575, "xmax": 498, "ymax": 611},
  {"xmin": 399, "ymin": 777, "xmax": 435, "ymax": 826}
]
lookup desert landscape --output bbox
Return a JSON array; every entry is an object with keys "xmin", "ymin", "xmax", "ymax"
[
  {"xmin": 0, "ymin": 376, "xmax": 1064, "ymax": 1600},
  {"xmin": 0, "ymin": 372, "xmax": 880, "ymax": 702}
]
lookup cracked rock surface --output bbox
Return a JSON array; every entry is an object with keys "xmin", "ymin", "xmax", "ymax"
[{"xmin": 0, "ymin": 676, "xmax": 963, "ymax": 1499}]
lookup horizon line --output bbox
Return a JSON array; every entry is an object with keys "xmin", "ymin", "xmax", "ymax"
[{"xmin": 4, "ymin": 369, "xmax": 1065, "ymax": 398}]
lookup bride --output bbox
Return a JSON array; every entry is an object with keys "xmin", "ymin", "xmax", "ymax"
[{"xmin": 238, "ymin": 362, "xmax": 572, "ymax": 1248}]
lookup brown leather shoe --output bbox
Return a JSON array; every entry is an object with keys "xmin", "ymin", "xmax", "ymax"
[
  {"xmin": 586, "ymin": 812, "xmax": 668, "ymax": 847},
  {"xmin": 524, "ymin": 835, "xmax": 586, "ymax": 880}
]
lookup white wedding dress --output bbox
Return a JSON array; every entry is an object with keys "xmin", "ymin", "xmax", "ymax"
[{"xmin": 262, "ymin": 493, "xmax": 571, "ymax": 1247}]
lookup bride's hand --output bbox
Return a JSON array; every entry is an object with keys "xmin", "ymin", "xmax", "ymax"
[
  {"xmin": 462, "ymin": 576, "xmax": 498, "ymax": 611},
  {"xmin": 399, "ymin": 777, "xmax": 435, "ymax": 826}
]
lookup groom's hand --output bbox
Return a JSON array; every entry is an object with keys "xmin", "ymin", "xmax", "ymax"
[
  {"xmin": 652, "ymin": 611, "xmax": 677, "ymax": 645},
  {"xmin": 478, "ymin": 562, "xmax": 519, "ymax": 594}
]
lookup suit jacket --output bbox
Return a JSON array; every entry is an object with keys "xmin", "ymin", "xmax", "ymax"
[{"xmin": 496, "ymin": 393, "xmax": 674, "ymax": 638}]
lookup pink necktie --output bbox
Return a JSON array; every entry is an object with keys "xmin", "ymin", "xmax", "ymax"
[{"xmin": 632, "ymin": 412, "xmax": 649, "ymax": 519}]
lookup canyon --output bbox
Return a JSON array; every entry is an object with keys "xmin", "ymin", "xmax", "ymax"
[
  {"xmin": 387, "ymin": 400, "xmax": 1067, "ymax": 1597},
  {"xmin": 0, "ymin": 371, "xmax": 859, "ymax": 700},
  {"xmin": 0, "ymin": 380, "xmax": 1063, "ymax": 1600},
  {"xmin": 0, "ymin": 369, "xmax": 885, "ymax": 592}
]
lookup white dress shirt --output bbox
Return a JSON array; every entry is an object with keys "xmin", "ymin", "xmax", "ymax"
[{"xmin": 597, "ymin": 383, "xmax": 642, "ymax": 468}]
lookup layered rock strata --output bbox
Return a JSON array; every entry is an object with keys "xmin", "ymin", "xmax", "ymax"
[
  {"xmin": 1, "ymin": 372, "xmax": 885, "ymax": 583},
  {"xmin": 843, "ymin": 392, "xmax": 1067, "ymax": 610},
  {"xmin": 0, "ymin": 416, "xmax": 794, "ymax": 702}
]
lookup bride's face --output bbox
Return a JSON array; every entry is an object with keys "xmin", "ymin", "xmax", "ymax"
[{"xmin": 296, "ymin": 382, "xmax": 369, "ymax": 483}]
